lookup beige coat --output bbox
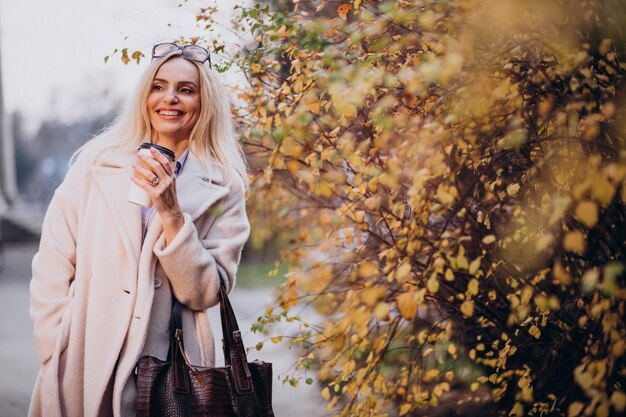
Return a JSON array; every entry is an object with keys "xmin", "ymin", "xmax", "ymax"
[{"xmin": 28, "ymin": 139, "xmax": 250, "ymax": 417}]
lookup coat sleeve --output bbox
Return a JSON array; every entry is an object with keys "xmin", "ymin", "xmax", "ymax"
[
  {"xmin": 153, "ymin": 174, "xmax": 250, "ymax": 311},
  {"xmin": 29, "ymin": 155, "xmax": 86, "ymax": 365}
]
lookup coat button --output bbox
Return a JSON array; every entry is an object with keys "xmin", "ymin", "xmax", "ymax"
[{"xmin": 154, "ymin": 277, "xmax": 162, "ymax": 288}]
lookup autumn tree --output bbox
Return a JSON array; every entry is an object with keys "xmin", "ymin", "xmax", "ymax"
[{"xmin": 129, "ymin": 0, "xmax": 626, "ymax": 415}]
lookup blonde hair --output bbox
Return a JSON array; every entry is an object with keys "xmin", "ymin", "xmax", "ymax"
[{"xmin": 72, "ymin": 50, "xmax": 248, "ymax": 187}]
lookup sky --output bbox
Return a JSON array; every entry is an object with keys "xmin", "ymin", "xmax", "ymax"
[{"xmin": 0, "ymin": 0, "xmax": 251, "ymax": 129}]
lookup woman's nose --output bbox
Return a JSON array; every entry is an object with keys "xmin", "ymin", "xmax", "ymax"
[{"xmin": 164, "ymin": 89, "xmax": 179, "ymax": 103}]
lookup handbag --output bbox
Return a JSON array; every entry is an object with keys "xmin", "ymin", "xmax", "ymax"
[{"xmin": 135, "ymin": 283, "xmax": 275, "ymax": 417}]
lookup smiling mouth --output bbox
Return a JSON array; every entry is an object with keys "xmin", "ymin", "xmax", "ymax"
[{"xmin": 157, "ymin": 109, "xmax": 183, "ymax": 116}]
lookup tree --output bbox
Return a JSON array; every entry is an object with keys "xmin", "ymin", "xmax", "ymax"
[{"xmin": 163, "ymin": 1, "xmax": 626, "ymax": 415}]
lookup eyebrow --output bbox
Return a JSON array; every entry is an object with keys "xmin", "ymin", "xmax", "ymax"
[{"xmin": 153, "ymin": 78, "xmax": 199, "ymax": 89}]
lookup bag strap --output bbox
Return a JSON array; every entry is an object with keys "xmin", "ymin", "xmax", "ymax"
[{"xmin": 167, "ymin": 272, "xmax": 255, "ymax": 395}]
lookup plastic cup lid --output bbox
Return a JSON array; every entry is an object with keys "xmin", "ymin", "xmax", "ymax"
[{"xmin": 138, "ymin": 143, "xmax": 176, "ymax": 162}]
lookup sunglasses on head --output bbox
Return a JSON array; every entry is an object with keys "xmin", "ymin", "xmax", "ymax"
[{"xmin": 151, "ymin": 42, "xmax": 212, "ymax": 68}]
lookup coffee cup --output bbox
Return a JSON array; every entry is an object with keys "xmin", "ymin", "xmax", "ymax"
[{"xmin": 127, "ymin": 143, "xmax": 175, "ymax": 208}]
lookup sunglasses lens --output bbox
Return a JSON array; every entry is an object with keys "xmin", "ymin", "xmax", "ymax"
[
  {"xmin": 153, "ymin": 43, "xmax": 180, "ymax": 57},
  {"xmin": 183, "ymin": 45, "xmax": 209, "ymax": 62}
]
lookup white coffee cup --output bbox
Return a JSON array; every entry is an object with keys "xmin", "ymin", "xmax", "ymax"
[{"xmin": 127, "ymin": 143, "xmax": 175, "ymax": 208}]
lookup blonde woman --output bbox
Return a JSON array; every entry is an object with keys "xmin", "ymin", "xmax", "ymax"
[{"xmin": 28, "ymin": 43, "xmax": 250, "ymax": 417}]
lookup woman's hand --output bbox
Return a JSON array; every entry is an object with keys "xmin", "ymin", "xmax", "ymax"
[{"xmin": 131, "ymin": 147, "xmax": 184, "ymax": 244}]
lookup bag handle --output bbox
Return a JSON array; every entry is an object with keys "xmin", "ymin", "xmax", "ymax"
[{"xmin": 167, "ymin": 272, "xmax": 255, "ymax": 395}]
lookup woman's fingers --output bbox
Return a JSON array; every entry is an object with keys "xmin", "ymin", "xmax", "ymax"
[
  {"xmin": 137, "ymin": 153, "xmax": 168, "ymax": 179},
  {"xmin": 149, "ymin": 148, "xmax": 175, "ymax": 176},
  {"xmin": 132, "ymin": 162, "xmax": 156, "ymax": 184},
  {"xmin": 130, "ymin": 173, "xmax": 154, "ymax": 191}
]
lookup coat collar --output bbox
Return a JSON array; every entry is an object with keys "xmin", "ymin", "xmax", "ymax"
[{"xmin": 89, "ymin": 147, "xmax": 230, "ymax": 271}]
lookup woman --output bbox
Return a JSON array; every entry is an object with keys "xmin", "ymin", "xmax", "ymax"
[{"xmin": 28, "ymin": 43, "xmax": 250, "ymax": 417}]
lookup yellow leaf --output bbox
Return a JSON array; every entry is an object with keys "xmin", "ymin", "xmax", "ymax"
[
  {"xmin": 344, "ymin": 381, "xmax": 357, "ymax": 399},
  {"xmin": 574, "ymin": 365, "xmax": 593, "ymax": 390},
  {"xmin": 445, "ymin": 268, "xmax": 455, "ymax": 281},
  {"xmin": 316, "ymin": 182, "xmax": 333, "ymax": 197},
  {"xmin": 131, "ymin": 50, "xmax": 144, "ymax": 64},
  {"xmin": 121, "ymin": 48, "xmax": 130, "ymax": 65},
  {"xmin": 467, "ymin": 278, "xmax": 479, "ymax": 296},
  {"xmin": 482, "ymin": 235, "xmax": 496, "ymax": 244},
  {"xmin": 378, "ymin": 172, "xmax": 399, "ymax": 189},
  {"xmin": 470, "ymin": 382, "xmax": 479, "ymax": 392},
  {"xmin": 397, "ymin": 291, "xmax": 418, "ymax": 320},
  {"xmin": 337, "ymin": 3, "xmax": 352, "ymax": 20},
  {"xmin": 437, "ymin": 184, "xmax": 458, "ymax": 207},
  {"xmin": 427, "ymin": 274, "xmax": 440, "ymax": 293},
  {"xmin": 329, "ymin": 126, "xmax": 341, "ymax": 138},
  {"xmin": 611, "ymin": 390, "xmax": 626, "ymax": 412},
  {"xmin": 308, "ymin": 100, "xmax": 320, "ymax": 115},
  {"xmin": 271, "ymin": 336, "xmax": 283, "ymax": 343},
  {"xmin": 456, "ymin": 249, "xmax": 469, "ymax": 269},
  {"xmin": 423, "ymin": 368, "xmax": 440, "ymax": 382},
  {"xmin": 591, "ymin": 179, "xmax": 614, "ymax": 207},
  {"xmin": 364, "ymin": 195, "xmax": 381, "ymax": 211},
  {"xmin": 399, "ymin": 404, "xmax": 412, "ymax": 416},
  {"xmin": 342, "ymin": 360, "xmax": 355, "ymax": 374},
  {"xmin": 359, "ymin": 261, "xmax": 378, "ymax": 278},
  {"xmin": 286, "ymin": 160, "xmax": 300, "ymax": 174},
  {"xmin": 361, "ymin": 286, "xmax": 386, "ymax": 306},
  {"xmin": 553, "ymin": 262, "xmax": 572, "ymax": 285},
  {"xmin": 469, "ymin": 257, "xmax": 482, "ymax": 275},
  {"xmin": 596, "ymin": 402, "xmax": 609, "ymax": 417},
  {"xmin": 518, "ymin": 376, "xmax": 531, "ymax": 389},
  {"xmin": 448, "ymin": 343, "xmax": 457, "ymax": 356},
  {"xmin": 574, "ymin": 201, "xmax": 599, "ymax": 228},
  {"xmin": 396, "ymin": 263, "xmax": 412, "ymax": 281},
  {"xmin": 510, "ymin": 402, "xmax": 524, "ymax": 417},
  {"xmin": 373, "ymin": 303, "xmax": 390, "ymax": 320},
  {"xmin": 506, "ymin": 183, "xmax": 520, "ymax": 197},
  {"xmin": 528, "ymin": 325, "xmax": 541, "ymax": 339},
  {"xmin": 563, "ymin": 230, "xmax": 586, "ymax": 254},
  {"xmin": 568, "ymin": 402, "xmax": 584, "ymax": 417},
  {"xmin": 373, "ymin": 375, "xmax": 385, "ymax": 393},
  {"xmin": 321, "ymin": 387, "xmax": 330, "ymax": 400},
  {"xmin": 461, "ymin": 300, "xmax": 474, "ymax": 317},
  {"xmin": 348, "ymin": 308, "xmax": 370, "ymax": 328},
  {"xmin": 342, "ymin": 104, "xmax": 357, "ymax": 118}
]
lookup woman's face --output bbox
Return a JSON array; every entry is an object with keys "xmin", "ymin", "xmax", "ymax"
[{"xmin": 147, "ymin": 57, "xmax": 202, "ymax": 143}]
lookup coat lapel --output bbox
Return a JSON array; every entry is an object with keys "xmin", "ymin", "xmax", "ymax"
[
  {"xmin": 176, "ymin": 152, "xmax": 230, "ymax": 221},
  {"xmin": 89, "ymin": 149, "xmax": 142, "ymax": 273}
]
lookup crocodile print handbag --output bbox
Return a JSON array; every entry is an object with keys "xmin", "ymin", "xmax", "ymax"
[{"xmin": 135, "ymin": 284, "xmax": 275, "ymax": 417}]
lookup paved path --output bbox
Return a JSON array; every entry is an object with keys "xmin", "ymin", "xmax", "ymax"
[{"xmin": 0, "ymin": 242, "xmax": 326, "ymax": 417}]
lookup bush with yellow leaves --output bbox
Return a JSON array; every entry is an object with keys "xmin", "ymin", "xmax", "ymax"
[{"xmin": 187, "ymin": 0, "xmax": 626, "ymax": 416}]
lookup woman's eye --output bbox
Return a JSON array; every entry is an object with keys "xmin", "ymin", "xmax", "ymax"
[
  {"xmin": 180, "ymin": 88, "xmax": 194, "ymax": 94},
  {"xmin": 151, "ymin": 84, "xmax": 163, "ymax": 91}
]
